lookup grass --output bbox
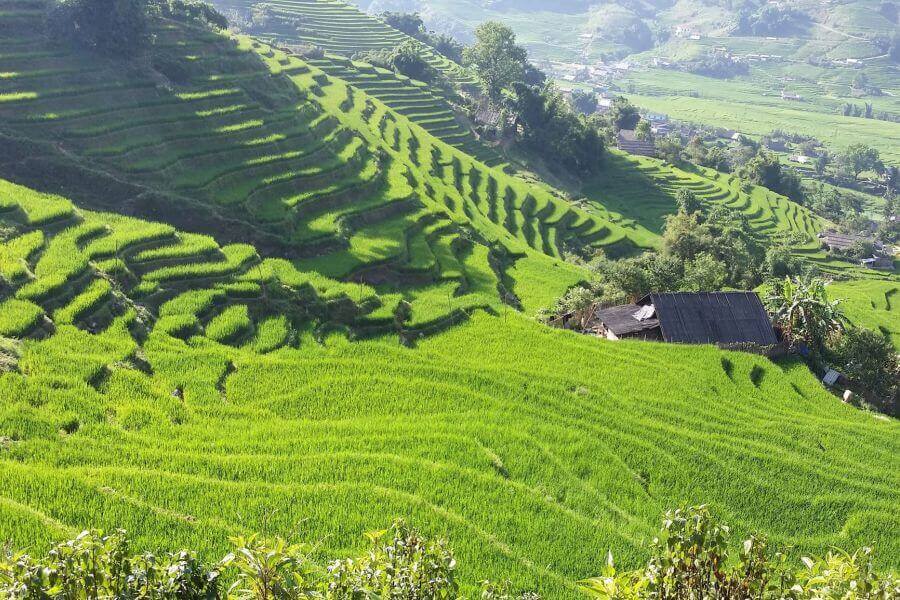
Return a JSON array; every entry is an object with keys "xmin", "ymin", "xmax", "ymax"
[
  {"xmin": 828, "ymin": 279, "xmax": 900, "ymax": 348},
  {"xmin": 1, "ymin": 268, "xmax": 897, "ymax": 596}
]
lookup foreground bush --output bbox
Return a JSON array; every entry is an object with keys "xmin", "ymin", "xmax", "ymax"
[
  {"xmin": 3, "ymin": 509, "xmax": 896, "ymax": 598},
  {"xmin": 0, "ymin": 521, "xmax": 533, "ymax": 599},
  {"xmin": 581, "ymin": 506, "xmax": 899, "ymax": 600}
]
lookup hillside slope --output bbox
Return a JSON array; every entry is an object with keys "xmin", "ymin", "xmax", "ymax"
[
  {"xmin": 1, "ymin": 3, "xmax": 622, "ymax": 317},
  {"xmin": 360, "ymin": 0, "xmax": 899, "ymax": 161},
  {"xmin": 2, "ymin": 179, "xmax": 899, "ymax": 597},
  {"xmin": 211, "ymin": 0, "xmax": 508, "ymax": 165}
]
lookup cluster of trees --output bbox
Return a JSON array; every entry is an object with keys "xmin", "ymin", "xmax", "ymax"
[
  {"xmin": 47, "ymin": 0, "xmax": 227, "ymax": 57},
  {"xmin": 0, "ymin": 521, "xmax": 538, "ymax": 599},
  {"xmin": 584, "ymin": 505, "xmax": 899, "ymax": 599},
  {"xmin": 540, "ymin": 197, "xmax": 803, "ymax": 326},
  {"xmin": 766, "ymin": 278, "xmax": 898, "ymax": 413},
  {"xmin": 48, "ymin": 0, "xmax": 151, "ymax": 57},
  {"xmin": 463, "ymin": 22, "xmax": 605, "ymax": 174},
  {"xmin": 736, "ymin": 151, "xmax": 804, "ymax": 201},
  {"xmin": 736, "ymin": 2, "xmax": 809, "ymax": 36},
  {"xmin": 355, "ymin": 41, "xmax": 441, "ymax": 84},
  {"xmin": 380, "ymin": 11, "xmax": 464, "ymax": 64},
  {"xmin": 680, "ymin": 51, "xmax": 749, "ymax": 79}
]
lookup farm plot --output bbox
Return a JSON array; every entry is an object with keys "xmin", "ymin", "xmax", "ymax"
[
  {"xmin": 828, "ymin": 279, "xmax": 900, "ymax": 348},
  {"xmin": 0, "ymin": 6, "xmax": 603, "ymax": 314},
  {"xmin": 0, "ymin": 280, "xmax": 897, "ymax": 597}
]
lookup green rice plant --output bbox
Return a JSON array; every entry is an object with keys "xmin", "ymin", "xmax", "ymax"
[
  {"xmin": 0, "ymin": 180, "xmax": 73, "ymax": 225},
  {"xmin": 142, "ymin": 245, "xmax": 257, "ymax": 284},
  {"xmin": 14, "ymin": 222, "xmax": 103, "ymax": 303},
  {"xmin": 828, "ymin": 280, "xmax": 900, "ymax": 348},
  {"xmin": 132, "ymin": 233, "xmax": 220, "ymax": 264},
  {"xmin": 0, "ymin": 298, "xmax": 44, "ymax": 337},
  {"xmin": 52, "ymin": 278, "xmax": 112, "ymax": 325},
  {"xmin": 249, "ymin": 315, "xmax": 291, "ymax": 353},
  {"xmin": 160, "ymin": 289, "xmax": 226, "ymax": 318},
  {"xmin": 0, "ymin": 230, "xmax": 43, "ymax": 281},
  {"xmin": 204, "ymin": 304, "xmax": 251, "ymax": 343}
]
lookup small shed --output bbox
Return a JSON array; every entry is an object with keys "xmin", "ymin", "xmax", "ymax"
[
  {"xmin": 593, "ymin": 303, "xmax": 662, "ymax": 341},
  {"xmin": 860, "ymin": 256, "xmax": 894, "ymax": 270},
  {"xmin": 820, "ymin": 231, "xmax": 864, "ymax": 252},
  {"xmin": 594, "ymin": 291, "xmax": 778, "ymax": 348}
]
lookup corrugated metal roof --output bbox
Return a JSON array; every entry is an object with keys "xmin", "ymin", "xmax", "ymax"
[
  {"xmin": 596, "ymin": 304, "xmax": 660, "ymax": 336},
  {"xmin": 639, "ymin": 292, "xmax": 778, "ymax": 346}
]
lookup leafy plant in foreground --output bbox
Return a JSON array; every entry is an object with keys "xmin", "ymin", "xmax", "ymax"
[
  {"xmin": 581, "ymin": 506, "xmax": 899, "ymax": 600},
  {"xmin": 1, "ymin": 521, "xmax": 538, "ymax": 599}
]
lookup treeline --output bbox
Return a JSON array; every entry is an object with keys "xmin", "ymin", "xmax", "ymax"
[
  {"xmin": 541, "ymin": 193, "xmax": 804, "ymax": 318},
  {"xmin": 46, "ymin": 0, "xmax": 228, "ymax": 57},
  {"xmin": 461, "ymin": 22, "xmax": 605, "ymax": 174},
  {"xmin": 3, "ymin": 508, "xmax": 897, "ymax": 598}
]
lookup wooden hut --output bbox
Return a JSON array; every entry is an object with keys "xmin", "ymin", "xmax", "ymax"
[{"xmin": 594, "ymin": 292, "xmax": 778, "ymax": 348}]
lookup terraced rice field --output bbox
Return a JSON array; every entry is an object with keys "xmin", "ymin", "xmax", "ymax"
[
  {"xmin": 212, "ymin": 0, "xmax": 505, "ymax": 166},
  {"xmin": 0, "ymin": 4, "xmax": 619, "ymax": 316},
  {"xmin": 2, "ymin": 182, "xmax": 899, "ymax": 597},
  {"xmin": 583, "ymin": 151, "xmax": 891, "ymax": 278},
  {"xmin": 828, "ymin": 279, "xmax": 900, "ymax": 348},
  {"xmin": 2, "ymin": 4, "xmax": 900, "ymax": 596},
  {"xmin": 216, "ymin": 0, "xmax": 470, "ymax": 82}
]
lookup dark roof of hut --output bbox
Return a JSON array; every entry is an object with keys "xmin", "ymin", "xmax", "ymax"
[
  {"xmin": 595, "ymin": 303, "xmax": 660, "ymax": 336},
  {"xmin": 637, "ymin": 292, "xmax": 778, "ymax": 346}
]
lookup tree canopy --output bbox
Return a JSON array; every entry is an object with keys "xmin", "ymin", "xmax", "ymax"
[
  {"xmin": 48, "ymin": 0, "xmax": 149, "ymax": 57},
  {"xmin": 463, "ymin": 22, "xmax": 528, "ymax": 101}
]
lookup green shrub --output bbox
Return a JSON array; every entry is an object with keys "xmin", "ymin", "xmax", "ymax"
[
  {"xmin": 47, "ymin": 0, "xmax": 150, "ymax": 58},
  {"xmin": 581, "ymin": 506, "xmax": 899, "ymax": 600},
  {"xmin": 835, "ymin": 328, "xmax": 899, "ymax": 407},
  {"xmin": 0, "ymin": 529, "xmax": 220, "ymax": 598},
  {"xmin": 1, "ymin": 521, "xmax": 537, "ymax": 599}
]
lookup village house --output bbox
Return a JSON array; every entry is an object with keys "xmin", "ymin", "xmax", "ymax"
[
  {"xmin": 860, "ymin": 255, "xmax": 895, "ymax": 270},
  {"xmin": 617, "ymin": 129, "xmax": 657, "ymax": 157},
  {"xmin": 592, "ymin": 292, "xmax": 779, "ymax": 348},
  {"xmin": 819, "ymin": 231, "xmax": 864, "ymax": 252}
]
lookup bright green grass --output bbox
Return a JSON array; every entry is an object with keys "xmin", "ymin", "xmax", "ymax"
[
  {"xmin": 204, "ymin": 303, "xmax": 252, "ymax": 343},
  {"xmin": 1, "ymin": 308, "xmax": 898, "ymax": 597},
  {"xmin": 0, "ymin": 298, "xmax": 44, "ymax": 336},
  {"xmin": 828, "ymin": 279, "xmax": 900, "ymax": 348}
]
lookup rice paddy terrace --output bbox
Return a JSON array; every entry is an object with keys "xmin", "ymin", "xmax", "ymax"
[
  {"xmin": 1, "ymin": 180, "xmax": 899, "ymax": 597},
  {"xmin": 0, "ymin": 3, "xmax": 646, "ymax": 317},
  {"xmin": 828, "ymin": 279, "xmax": 900, "ymax": 348},
  {"xmin": 1, "ymin": 4, "xmax": 899, "ymax": 597},
  {"xmin": 583, "ymin": 152, "xmax": 895, "ymax": 279},
  {"xmin": 211, "ymin": 0, "xmax": 506, "ymax": 165}
]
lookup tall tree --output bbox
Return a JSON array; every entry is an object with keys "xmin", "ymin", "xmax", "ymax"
[
  {"xmin": 48, "ymin": 0, "xmax": 149, "ymax": 57},
  {"xmin": 463, "ymin": 22, "xmax": 527, "ymax": 101},
  {"xmin": 838, "ymin": 144, "xmax": 883, "ymax": 180}
]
